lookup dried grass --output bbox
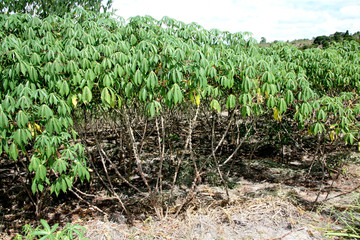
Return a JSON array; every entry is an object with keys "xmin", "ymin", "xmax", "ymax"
[{"xmin": 83, "ymin": 185, "xmax": 329, "ymax": 240}]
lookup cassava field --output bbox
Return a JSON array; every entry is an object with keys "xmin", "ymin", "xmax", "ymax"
[{"xmin": 1, "ymin": 9, "xmax": 360, "ymax": 239}]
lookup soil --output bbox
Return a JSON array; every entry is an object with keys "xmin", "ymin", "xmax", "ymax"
[
  {"xmin": 79, "ymin": 154, "xmax": 360, "ymax": 240},
  {"xmin": 1, "ymin": 148, "xmax": 360, "ymax": 239}
]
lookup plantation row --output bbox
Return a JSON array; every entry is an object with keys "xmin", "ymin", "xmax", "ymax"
[{"xmin": 0, "ymin": 8, "xmax": 359, "ymax": 216}]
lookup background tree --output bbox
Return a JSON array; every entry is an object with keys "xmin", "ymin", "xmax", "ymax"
[
  {"xmin": 260, "ymin": 37, "xmax": 267, "ymax": 44},
  {"xmin": 0, "ymin": 0, "xmax": 112, "ymax": 17}
]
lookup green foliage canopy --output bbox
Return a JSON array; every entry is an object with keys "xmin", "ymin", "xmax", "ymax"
[
  {"xmin": 0, "ymin": 0, "xmax": 112, "ymax": 17},
  {"xmin": 0, "ymin": 8, "xmax": 359, "ymax": 198}
]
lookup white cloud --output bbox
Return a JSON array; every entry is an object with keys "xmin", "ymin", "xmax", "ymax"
[
  {"xmin": 111, "ymin": 0, "xmax": 360, "ymax": 42},
  {"xmin": 340, "ymin": 5, "xmax": 360, "ymax": 18}
]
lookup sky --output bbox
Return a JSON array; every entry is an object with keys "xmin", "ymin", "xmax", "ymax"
[{"xmin": 111, "ymin": 0, "xmax": 360, "ymax": 42}]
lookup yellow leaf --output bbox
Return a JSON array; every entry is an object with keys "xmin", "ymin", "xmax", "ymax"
[
  {"xmin": 265, "ymin": 91, "xmax": 269, "ymax": 98},
  {"xmin": 34, "ymin": 123, "xmax": 41, "ymax": 132},
  {"xmin": 28, "ymin": 123, "xmax": 34, "ymax": 137},
  {"xmin": 273, "ymin": 107, "xmax": 281, "ymax": 121},
  {"xmin": 330, "ymin": 131, "xmax": 335, "ymax": 142},
  {"xmin": 72, "ymin": 95, "xmax": 77, "ymax": 108},
  {"xmin": 195, "ymin": 93, "xmax": 200, "ymax": 106},
  {"xmin": 190, "ymin": 93, "xmax": 194, "ymax": 104}
]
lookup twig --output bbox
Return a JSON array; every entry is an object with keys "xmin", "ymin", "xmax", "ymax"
[
  {"xmin": 122, "ymin": 107, "xmax": 162, "ymax": 217},
  {"xmin": 100, "ymin": 148, "xmax": 145, "ymax": 195},
  {"xmin": 91, "ymin": 122, "xmax": 129, "ymax": 214},
  {"xmin": 321, "ymin": 184, "xmax": 360, "ymax": 203},
  {"xmin": 98, "ymin": 146, "xmax": 129, "ymax": 214},
  {"xmin": 211, "ymin": 112, "xmax": 229, "ymax": 201},
  {"xmin": 167, "ymin": 104, "xmax": 200, "ymax": 217},
  {"xmin": 68, "ymin": 188, "xmax": 106, "ymax": 215},
  {"xmin": 155, "ymin": 115, "xmax": 166, "ymax": 214},
  {"xmin": 266, "ymin": 227, "xmax": 305, "ymax": 240},
  {"xmin": 219, "ymin": 125, "xmax": 252, "ymax": 167}
]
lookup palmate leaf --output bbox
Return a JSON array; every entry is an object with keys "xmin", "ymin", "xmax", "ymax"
[
  {"xmin": 101, "ymin": 87, "xmax": 116, "ymax": 107},
  {"xmin": 59, "ymin": 80, "xmax": 70, "ymax": 96},
  {"xmin": 57, "ymin": 100, "xmax": 70, "ymax": 116},
  {"xmin": 35, "ymin": 164, "xmax": 47, "ymax": 181},
  {"xmin": 285, "ymin": 90, "xmax": 294, "ymax": 104},
  {"xmin": 146, "ymin": 71, "xmax": 157, "ymax": 90},
  {"xmin": 278, "ymin": 98, "xmax": 287, "ymax": 114},
  {"xmin": 134, "ymin": 69, "xmax": 143, "ymax": 86},
  {"xmin": 82, "ymin": 86, "xmax": 92, "ymax": 104},
  {"xmin": 34, "ymin": 89, "xmax": 48, "ymax": 102},
  {"xmin": 226, "ymin": 94, "xmax": 236, "ymax": 109},
  {"xmin": 242, "ymin": 77, "xmax": 253, "ymax": 92},
  {"xmin": 0, "ymin": 111, "xmax": 9, "ymax": 128},
  {"xmin": 149, "ymin": 102, "xmax": 155, "ymax": 118},
  {"xmin": 210, "ymin": 99, "xmax": 221, "ymax": 113},
  {"xmin": 9, "ymin": 142, "xmax": 18, "ymax": 161},
  {"xmin": 147, "ymin": 101, "xmax": 162, "ymax": 118},
  {"xmin": 53, "ymin": 158, "xmax": 68, "ymax": 175},
  {"xmin": 16, "ymin": 110, "xmax": 29, "ymax": 128},
  {"xmin": 13, "ymin": 128, "xmax": 32, "ymax": 146},
  {"xmin": 45, "ymin": 117, "xmax": 62, "ymax": 134},
  {"xmin": 48, "ymin": 93, "xmax": 58, "ymax": 105},
  {"xmin": 38, "ymin": 104, "xmax": 53, "ymax": 119},
  {"xmin": 241, "ymin": 105, "xmax": 252, "ymax": 118},
  {"xmin": 139, "ymin": 87, "xmax": 147, "ymax": 102},
  {"xmin": 173, "ymin": 84, "xmax": 183, "ymax": 104}
]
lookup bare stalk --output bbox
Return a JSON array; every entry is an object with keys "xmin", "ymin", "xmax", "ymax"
[
  {"xmin": 219, "ymin": 125, "xmax": 252, "ymax": 167},
  {"xmin": 155, "ymin": 115, "xmax": 165, "ymax": 196},
  {"xmin": 100, "ymin": 148, "xmax": 145, "ymax": 195},
  {"xmin": 174, "ymin": 120, "xmax": 251, "ymax": 216},
  {"xmin": 211, "ymin": 112, "xmax": 229, "ymax": 201},
  {"xmin": 166, "ymin": 104, "xmax": 200, "ymax": 217},
  {"xmin": 90, "ymin": 113, "xmax": 129, "ymax": 214},
  {"xmin": 98, "ymin": 144, "xmax": 129, "ymax": 214},
  {"xmin": 122, "ymin": 107, "xmax": 163, "ymax": 218}
]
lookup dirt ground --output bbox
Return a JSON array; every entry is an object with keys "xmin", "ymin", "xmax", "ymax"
[
  {"xmin": 80, "ymin": 154, "xmax": 360, "ymax": 240},
  {"xmin": 2, "ymin": 152, "xmax": 360, "ymax": 239}
]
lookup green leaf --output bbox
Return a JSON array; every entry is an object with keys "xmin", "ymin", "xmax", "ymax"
[
  {"xmin": 38, "ymin": 164, "xmax": 47, "ymax": 180},
  {"xmin": 13, "ymin": 128, "xmax": 31, "ymax": 146},
  {"xmin": 38, "ymin": 104, "xmax": 53, "ymax": 119},
  {"xmin": 16, "ymin": 111, "xmax": 29, "ymax": 128},
  {"xmin": 31, "ymin": 180, "xmax": 37, "ymax": 194},
  {"xmin": 266, "ymin": 95, "xmax": 275, "ymax": 109},
  {"xmin": 317, "ymin": 109, "xmax": 327, "ymax": 122},
  {"xmin": 59, "ymin": 81, "xmax": 70, "ymax": 96},
  {"xmin": 9, "ymin": 142, "xmax": 18, "ymax": 161},
  {"xmin": 226, "ymin": 94, "xmax": 236, "ymax": 109},
  {"xmin": 139, "ymin": 87, "xmax": 147, "ymax": 102},
  {"xmin": 82, "ymin": 86, "xmax": 92, "ymax": 104},
  {"xmin": 241, "ymin": 105, "xmax": 252, "ymax": 118},
  {"xmin": 345, "ymin": 133, "xmax": 355, "ymax": 145},
  {"xmin": 134, "ymin": 69, "xmax": 143, "ymax": 86},
  {"xmin": 146, "ymin": 71, "xmax": 157, "ymax": 90},
  {"xmin": 278, "ymin": 98, "xmax": 287, "ymax": 114},
  {"xmin": 148, "ymin": 102, "xmax": 155, "ymax": 118},
  {"xmin": 285, "ymin": 90, "xmax": 294, "ymax": 104},
  {"xmin": 0, "ymin": 111, "xmax": 9, "ymax": 128},
  {"xmin": 101, "ymin": 87, "xmax": 111, "ymax": 106},
  {"xmin": 210, "ymin": 99, "xmax": 221, "ymax": 113},
  {"xmin": 61, "ymin": 178, "xmax": 67, "ymax": 193},
  {"xmin": 173, "ymin": 84, "xmax": 183, "ymax": 104},
  {"xmin": 242, "ymin": 77, "xmax": 252, "ymax": 92},
  {"xmin": 45, "ymin": 117, "xmax": 62, "ymax": 134},
  {"xmin": 130, "ymin": 34, "xmax": 137, "ymax": 45}
]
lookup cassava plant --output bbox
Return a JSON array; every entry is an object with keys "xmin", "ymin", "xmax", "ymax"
[{"xmin": 0, "ymin": 7, "xmax": 359, "ymax": 223}]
